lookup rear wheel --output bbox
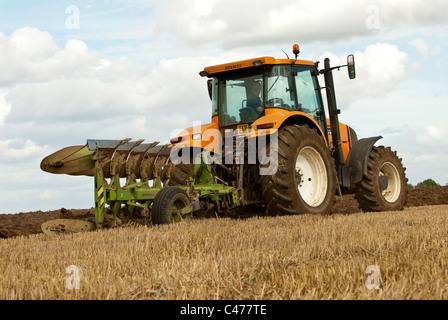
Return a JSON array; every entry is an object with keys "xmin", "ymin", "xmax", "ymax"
[
  {"xmin": 152, "ymin": 186, "xmax": 191, "ymax": 224},
  {"xmin": 261, "ymin": 125, "xmax": 337, "ymax": 215},
  {"xmin": 355, "ymin": 146, "xmax": 407, "ymax": 212}
]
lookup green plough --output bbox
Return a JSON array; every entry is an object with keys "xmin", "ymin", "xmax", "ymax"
[{"xmin": 40, "ymin": 139, "xmax": 238, "ymax": 235}]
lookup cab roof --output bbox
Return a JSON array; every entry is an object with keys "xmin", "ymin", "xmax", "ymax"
[{"xmin": 201, "ymin": 56, "xmax": 315, "ymax": 77}]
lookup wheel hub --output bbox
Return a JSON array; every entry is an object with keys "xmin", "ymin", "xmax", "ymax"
[
  {"xmin": 295, "ymin": 170, "xmax": 303, "ymax": 187},
  {"xmin": 379, "ymin": 175, "xmax": 388, "ymax": 191}
]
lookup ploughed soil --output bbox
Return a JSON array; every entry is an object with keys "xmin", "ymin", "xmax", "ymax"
[{"xmin": 1, "ymin": 186, "xmax": 448, "ymax": 239}]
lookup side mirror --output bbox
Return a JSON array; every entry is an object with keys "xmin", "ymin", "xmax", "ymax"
[
  {"xmin": 347, "ymin": 54, "xmax": 356, "ymax": 79},
  {"xmin": 207, "ymin": 79, "xmax": 213, "ymax": 100}
]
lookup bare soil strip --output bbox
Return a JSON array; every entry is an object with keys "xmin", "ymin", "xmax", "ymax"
[{"xmin": 1, "ymin": 186, "xmax": 447, "ymax": 239}]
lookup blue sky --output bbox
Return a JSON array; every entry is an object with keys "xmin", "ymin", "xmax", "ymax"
[{"xmin": 1, "ymin": 0, "xmax": 447, "ymax": 213}]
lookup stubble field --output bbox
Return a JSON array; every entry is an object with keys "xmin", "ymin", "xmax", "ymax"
[{"xmin": 0, "ymin": 186, "xmax": 447, "ymax": 300}]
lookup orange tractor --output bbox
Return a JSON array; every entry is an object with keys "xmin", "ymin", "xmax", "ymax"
[{"xmin": 40, "ymin": 44, "xmax": 407, "ymax": 234}]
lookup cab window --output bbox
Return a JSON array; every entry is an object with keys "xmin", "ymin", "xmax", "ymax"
[
  {"xmin": 265, "ymin": 66, "xmax": 296, "ymax": 111},
  {"xmin": 218, "ymin": 73, "xmax": 263, "ymax": 125},
  {"xmin": 294, "ymin": 66, "xmax": 324, "ymax": 120}
]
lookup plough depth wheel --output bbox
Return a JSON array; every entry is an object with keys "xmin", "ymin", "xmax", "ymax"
[{"xmin": 152, "ymin": 186, "xmax": 192, "ymax": 224}]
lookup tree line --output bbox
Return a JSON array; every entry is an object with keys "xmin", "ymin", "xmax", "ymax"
[{"xmin": 407, "ymin": 178, "xmax": 447, "ymax": 189}]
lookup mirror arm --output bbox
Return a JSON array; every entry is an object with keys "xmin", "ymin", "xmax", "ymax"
[{"xmin": 319, "ymin": 64, "xmax": 348, "ymax": 75}]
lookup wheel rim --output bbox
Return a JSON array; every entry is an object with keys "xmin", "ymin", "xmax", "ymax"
[
  {"xmin": 295, "ymin": 146, "xmax": 328, "ymax": 207},
  {"xmin": 379, "ymin": 162, "xmax": 401, "ymax": 203},
  {"xmin": 170, "ymin": 198, "xmax": 189, "ymax": 223}
]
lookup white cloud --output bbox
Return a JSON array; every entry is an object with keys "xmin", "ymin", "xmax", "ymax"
[
  {"xmin": 0, "ymin": 162, "xmax": 93, "ymax": 213},
  {"xmin": 312, "ymin": 42, "xmax": 409, "ymax": 108},
  {"xmin": 0, "ymin": 90, "xmax": 11, "ymax": 126},
  {"xmin": 408, "ymin": 38, "xmax": 441, "ymax": 57},
  {"xmin": 378, "ymin": 0, "xmax": 448, "ymax": 27},
  {"xmin": 409, "ymin": 38, "xmax": 430, "ymax": 56},
  {"xmin": 0, "ymin": 27, "xmax": 213, "ymax": 126},
  {"xmin": 155, "ymin": 0, "xmax": 448, "ymax": 49},
  {"xmin": 354, "ymin": 43, "xmax": 409, "ymax": 93},
  {"xmin": 342, "ymin": 77, "xmax": 448, "ymax": 130},
  {"xmin": 0, "ymin": 27, "xmax": 101, "ymax": 85},
  {"xmin": 0, "ymin": 139, "xmax": 50, "ymax": 163},
  {"xmin": 414, "ymin": 153, "xmax": 446, "ymax": 163},
  {"xmin": 416, "ymin": 125, "xmax": 448, "ymax": 146},
  {"xmin": 367, "ymin": 124, "xmax": 448, "ymax": 185},
  {"xmin": 156, "ymin": 0, "xmax": 369, "ymax": 48}
]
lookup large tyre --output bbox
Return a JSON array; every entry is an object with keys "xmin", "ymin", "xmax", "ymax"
[
  {"xmin": 261, "ymin": 125, "xmax": 337, "ymax": 215},
  {"xmin": 355, "ymin": 146, "xmax": 407, "ymax": 212},
  {"xmin": 152, "ymin": 186, "xmax": 191, "ymax": 224}
]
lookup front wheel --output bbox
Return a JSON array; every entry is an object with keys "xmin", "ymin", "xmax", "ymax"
[{"xmin": 355, "ymin": 146, "xmax": 407, "ymax": 212}]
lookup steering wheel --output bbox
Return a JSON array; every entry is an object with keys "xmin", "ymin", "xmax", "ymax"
[
  {"xmin": 266, "ymin": 98, "xmax": 291, "ymax": 110},
  {"xmin": 266, "ymin": 98, "xmax": 283, "ymax": 107}
]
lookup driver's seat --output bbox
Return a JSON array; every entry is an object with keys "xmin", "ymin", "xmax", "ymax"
[{"xmin": 239, "ymin": 107, "xmax": 259, "ymax": 123}]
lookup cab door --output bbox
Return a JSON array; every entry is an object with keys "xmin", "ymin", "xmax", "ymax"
[{"xmin": 293, "ymin": 66, "xmax": 327, "ymax": 133}]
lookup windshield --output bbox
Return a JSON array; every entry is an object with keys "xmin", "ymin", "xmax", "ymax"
[
  {"xmin": 218, "ymin": 73, "xmax": 263, "ymax": 126},
  {"xmin": 215, "ymin": 65, "xmax": 325, "ymax": 127},
  {"xmin": 265, "ymin": 65, "xmax": 296, "ymax": 110}
]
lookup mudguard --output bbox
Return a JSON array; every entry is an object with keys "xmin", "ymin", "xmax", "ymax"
[{"xmin": 346, "ymin": 136, "xmax": 382, "ymax": 187}]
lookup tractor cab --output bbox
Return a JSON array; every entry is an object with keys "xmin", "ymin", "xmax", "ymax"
[
  {"xmin": 170, "ymin": 45, "xmax": 358, "ymax": 163},
  {"xmin": 202, "ymin": 56, "xmax": 327, "ymax": 135}
]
